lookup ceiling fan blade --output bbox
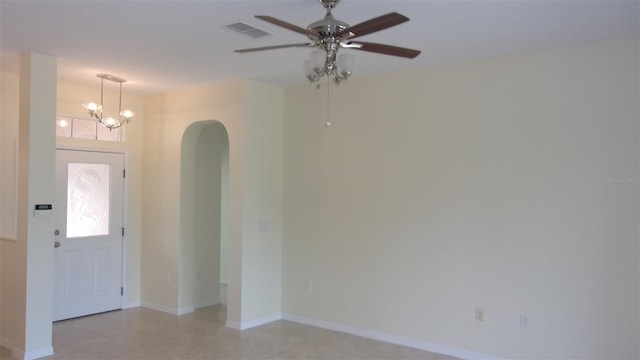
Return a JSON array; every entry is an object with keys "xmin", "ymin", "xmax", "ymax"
[
  {"xmin": 339, "ymin": 12, "xmax": 409, "ymax": 39},
  {"xmin": 255, "ymin": 15, "xmax": 318, "ymax": 37},
  {"xmin": 347, "ymin": 41, "xmax": 421, "ymax": 59},
  {"xmin": 234, "ymin": 43, "xmax": 313, "ymax": 53}
]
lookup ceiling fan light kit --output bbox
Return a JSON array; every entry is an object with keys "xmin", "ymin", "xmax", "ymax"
[
  {"xmin": 235, "ymin": 0, "xmax": 421, "ymax": 85},
  {"xmin": 304, "ymin": 50, "xmax": 354, "ymax": 84}
]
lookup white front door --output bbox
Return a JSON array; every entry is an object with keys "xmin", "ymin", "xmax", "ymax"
[{"xmin": 53, "ymin": 149, "xmax": 124, "ymax": 321}]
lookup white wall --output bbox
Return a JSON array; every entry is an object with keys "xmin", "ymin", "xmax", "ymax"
[
  {"xmin": 0, "ymin": 52, "xmax": 58, "ymax": 359},
  {"xmin": 0, "ymin": 53, "xmax": 145, "ymax": 356},
  {"xmin": 240, "ymin": 82, "xmax": 283, "ymax": 323},
  {"xmin": 142, "ymin": 82, "xmax": 242, "ymax": 317},
  {"xmin": 142, "ymin": 81, "xmax": 283, "ymax": 326},
  {"xmin": 282, "ymin": 37, "xmax": 639, "ymax": 359}
]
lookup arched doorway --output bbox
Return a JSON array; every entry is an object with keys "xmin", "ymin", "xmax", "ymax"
[{"xmin": 180, "ymin": 120, "xmax": 230, "ymax": 317}]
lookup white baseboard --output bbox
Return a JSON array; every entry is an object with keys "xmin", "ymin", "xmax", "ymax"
[
  {"xmin": 225, "ymin": 320, "xmax": 242, "ymax": 330},
  {"xmin": 225, "ymin": 313, "xmax": 282, "ymax": 330},
  {"xmin": 194, "ymin": 297, "xmax": 220, "ymax": 309},
  {"xmin": 123, "ymin": 301, "xmax": 141, "ymax": 309},
  {"xmin": 176, "ymin": 306, "xmax": 194, "ymax": 315},
  {"xmin": 0, "ymin": 336, "xmax": 50, "ymax": 360},
  {"xmin": 141, "ymin": 301, "xmax": 193, "ymax": 316},
  {"xmin": 282, "ymin": 314, "xmax": 500, "ymax": 360},
  {"xmin": 23, "ymin": 346, "xmax": 54, "ymax": 360}
]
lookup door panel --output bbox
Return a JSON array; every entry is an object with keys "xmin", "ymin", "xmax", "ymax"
[{"xmin": 54, "ymin": 150, "xmax": 124, "ymax": 321}]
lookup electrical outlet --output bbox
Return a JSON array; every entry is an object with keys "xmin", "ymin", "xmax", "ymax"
[{"xmin": 475, "ymin": 307, "xmax": 485, "ymax": 322}]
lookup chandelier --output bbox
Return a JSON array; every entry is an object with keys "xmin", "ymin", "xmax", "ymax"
[{"xmin": 82, "ymin": 74, "xmax": 134, "ymax": 130}]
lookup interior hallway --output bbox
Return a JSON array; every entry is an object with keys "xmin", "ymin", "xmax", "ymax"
[{"xmin": 1, "ymin": 305, "xmax": 457, "ymax": 360}]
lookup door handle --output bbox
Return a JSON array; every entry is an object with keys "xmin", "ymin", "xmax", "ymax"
[{"xmin": 54, "ymin": 241, "xmax": 61, "ymax": 248}]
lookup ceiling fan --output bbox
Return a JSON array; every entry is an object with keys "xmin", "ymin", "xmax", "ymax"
[{"xmin": 234, "ymin": 0, "xmax": 421, "ymax": 84}]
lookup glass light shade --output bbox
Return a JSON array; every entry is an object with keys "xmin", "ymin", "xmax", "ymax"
[
  {"xmin": 58, "ymin": 119, "xmax": 69, "ymax": 128},
  {"xmin": 104, "ymin": 117, "xmax": 118, "ymax": 127},
  {"xmin": 120, "ymin": 109, "xmax": 135, "ymax": 119},
  {"xmin": 311, "ymin": 49, "xmax": 326, "ymax": 69},
  {"xmin": 338, "ymin": 53, "xmax": 355, "ymax": 74},
  {"xmin": 304, "ymin": 59, "xmax": 313, "ymax": 76},
  {"xmin": 82, "ymin": 102, "xmax": 101, "ymax": 112}
]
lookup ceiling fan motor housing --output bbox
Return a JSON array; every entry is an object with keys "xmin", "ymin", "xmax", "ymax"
[
  {"xmin": 318, "ymin": 0, "xmax": 340, "ymax": 9},
  {"xmin": 307, "ymin": 12, "xmax": 350, "ymax": 41}
]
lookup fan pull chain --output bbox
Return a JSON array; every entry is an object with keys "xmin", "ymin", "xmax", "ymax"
[{"xmin": 325, "ymin": 76, "xmax": 332, "ymax": 127}]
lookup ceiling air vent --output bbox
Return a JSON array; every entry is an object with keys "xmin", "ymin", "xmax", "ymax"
[{"xmin": 225, "ymin": 22, "xmax": 271, "ymax": 39}]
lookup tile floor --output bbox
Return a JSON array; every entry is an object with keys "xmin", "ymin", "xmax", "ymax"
[{"xmin": 2, "ymin": 305, "xmax": 457, "ymax": 360}]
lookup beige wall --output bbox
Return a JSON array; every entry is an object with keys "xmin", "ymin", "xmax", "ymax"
[
  {"xmin": 0, "ymin": 55, "xmax": 145, "ymax": 355},
  {"xmin": 282, "ymin": 37, "xmax": 640, "ymax": 359},
  {"xmin": 240, "ymin": 82, "xmax": 283, "ymax": 323},
  {"xmin": 0, "ymin": 53, "xmax": 58, "ymax": 359},
  {"xmin": 142, "ymin": 81, "xmax": 283, "ymax": 325},
  {"xmin": 142, "ymin": 82, "xmax": 243, "ymax": 317},
  {"xmin": 0, "ymin": 68, "xmax": 22, "ymax": 355},
  {"xmin": 2, "ymin": 37, "xmax": 638, "ymax": 360},
  {"xmin": 0, "ymin": 71, "xmax": 19, "ymax": 240}
]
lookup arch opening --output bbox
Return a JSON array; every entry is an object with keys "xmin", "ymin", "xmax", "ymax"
[{"xmin": 180, "ymin": 120, "xmax": 230, "ymax": 318}]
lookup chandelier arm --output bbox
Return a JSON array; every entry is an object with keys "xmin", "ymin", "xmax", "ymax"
[{"xmin": 98, "ymin": 120, "xmax": 123, "ymax": 130}]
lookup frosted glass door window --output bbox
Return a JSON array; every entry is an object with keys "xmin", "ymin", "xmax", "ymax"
[{"xmin": 67, "ymin": 163, "xmax": 110, "ymax": 238}]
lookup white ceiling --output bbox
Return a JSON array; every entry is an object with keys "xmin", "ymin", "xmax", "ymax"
[{"xmin": 1, "ymin": 0, "xmax": 638, "ymax": 93}]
